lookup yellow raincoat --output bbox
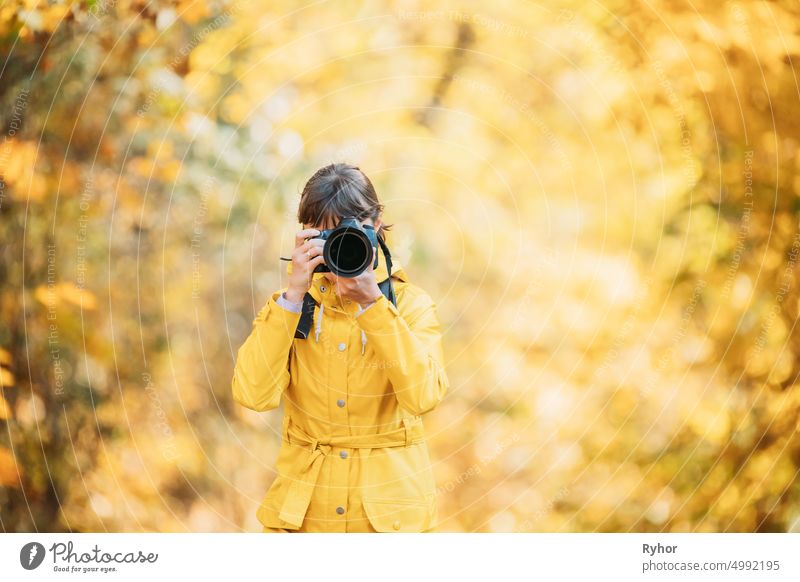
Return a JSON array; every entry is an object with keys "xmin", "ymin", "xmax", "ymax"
[{"xmin": 231, "ymin": 253, "xmax": 449, "ymax": 532}]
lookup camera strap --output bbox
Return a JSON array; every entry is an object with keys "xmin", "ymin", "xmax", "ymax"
[
  {"xmin": 376, "ymin": 233, "xmax": 397, "ymax": 307},
  {"xmin": 293, "ymin": 237, "xmax": 397, "ymax": 340}
]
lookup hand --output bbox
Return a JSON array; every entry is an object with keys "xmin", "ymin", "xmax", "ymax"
[
  {"xmin": 285, "ymin": 228, "xmax": 325, "ymax": 303},
  {"xmin": 330, "ymin": 246, "xmax": 382, "ymax": 306}
]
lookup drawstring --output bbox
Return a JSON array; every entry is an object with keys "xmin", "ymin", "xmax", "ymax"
[
  {"xmin": 356, "ymin": 302, "xmax": 369, "ymax": 354},
  {"xmin": 315, "ymin": 302, "xmax": 324, "ymax": 342},
  {"xmin": 313, "ymin": 297, "xmax": 368, "ymax": 354}
]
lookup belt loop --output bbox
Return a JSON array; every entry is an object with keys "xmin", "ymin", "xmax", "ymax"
[
  {"xmin": 402, "ymin": 417, "xmax": 411, "ymax": 447},
  {"xmin": 283, "ymin": 414, "xmax": 292, "ymax": 445}
]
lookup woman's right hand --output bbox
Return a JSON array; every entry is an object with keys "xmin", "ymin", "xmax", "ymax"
[{"xmin": 285, "ymin": 228, "xmax": 325, "ymax": 303}]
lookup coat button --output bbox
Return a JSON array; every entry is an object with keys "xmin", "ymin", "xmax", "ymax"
[
  {"xmin": 340, "ymin": 451, "xmax": 348, "ymax": 459},
  {"xmin": 320, "ymin": 285, "xmax": 327, "ymax": 292},
  {"xmin": 337, "ymin": 342, "xmax": 346, "ymax": 351},
  {"xmin": 392, "ymin": 520, "xmax": 401, "ymax": 530},
  {"xmin": 337, "ymin": 399, "xmax": 345, "ymax": 408},
  {"xmin": 336, "ymin": 506, "xmax": 345, "ymax": 515}
]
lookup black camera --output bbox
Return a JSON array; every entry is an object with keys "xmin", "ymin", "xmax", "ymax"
[{"xmin": 308, "ymin": 216, "xmax": 379, "ymax": 278}]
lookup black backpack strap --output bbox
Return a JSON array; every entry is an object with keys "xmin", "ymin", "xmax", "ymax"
[
  {"xmin": 293, "ymin": 236, "xmax": 397, "ymax": 340},
  {"xmin": 378, "ymin": 277, "xmax": 396, "ymax": 307},
  {"xmin": 293, "ymin": 292, "xmax": 318, "ymax": 339}
]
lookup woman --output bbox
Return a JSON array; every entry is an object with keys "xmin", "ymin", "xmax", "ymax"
[{"xmin": 231, "ymin": 163, "xmax": 450, "ymax": 532}]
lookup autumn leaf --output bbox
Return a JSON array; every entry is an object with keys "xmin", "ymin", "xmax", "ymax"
[
  {"xmin": 0, "ymin": 446, "xmax": 20, "ymax": 488},
  {"xmin": 0, "ymin": 394, "xmax": 11, "ymax": 419},
  {"xmin": 0, "ymin": 368, "xmax": 14, "ymax": 388},
  {"xmin": 34, "ymin": 282, "xmax": 97, "ymax": 311}
]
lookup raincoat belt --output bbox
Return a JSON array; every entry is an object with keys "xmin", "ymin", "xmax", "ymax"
[{"xmin": 277, "ymin": 416, "xmax": 426, "ymax": 528}]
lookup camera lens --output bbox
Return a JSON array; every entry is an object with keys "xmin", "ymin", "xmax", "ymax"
[{"xmin": 326, "ymin": 228, "xmax": 371, "ymax": 277}]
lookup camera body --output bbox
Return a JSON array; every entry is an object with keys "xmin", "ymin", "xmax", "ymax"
[{"xmin": 309, "ymin": 216, "xmax": 379, "ymax": 278}]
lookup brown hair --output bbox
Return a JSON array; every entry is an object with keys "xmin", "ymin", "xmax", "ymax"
[{"xmin": 298, "ymin": 163, "xmax": 393, "ymax": 238}]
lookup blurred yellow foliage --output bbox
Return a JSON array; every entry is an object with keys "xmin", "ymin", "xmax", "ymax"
[{"xmin": 1, "ymin": 0, "xmax": 799, "ymax": 534}]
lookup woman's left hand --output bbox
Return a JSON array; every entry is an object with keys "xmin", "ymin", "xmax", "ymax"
[{"xmin": 331, "ymin": 247, "xmax": 383, "ymax": 306}]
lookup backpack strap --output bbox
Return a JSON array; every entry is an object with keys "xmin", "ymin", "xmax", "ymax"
[
  {"xmin": 293, "ymin": 236, "xmax": 397, "ymax": 340},
  {"xmin": 293, "ymin": 292, "xmax": 319, "ymax": 339}
]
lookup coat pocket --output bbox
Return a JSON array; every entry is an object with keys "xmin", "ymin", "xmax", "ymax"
[
  {"xmin": 256, "ymin": 440, "xmax": 310, "ymax": 530},
  {"xmin": 362, "ymin": 495, "xmax": 436, "ymax": 532},
  {"xmin": 360, "ymin": 441, "xmax": 437, "ymax": 500},
  {"xmin": 256, "ymin": 473, "xmax": 304, "ymax": 531}
]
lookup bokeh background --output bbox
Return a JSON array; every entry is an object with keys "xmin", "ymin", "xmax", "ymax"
[{"xmin": 2, "ymin": 0, "xmax": 800, "ymax": 533}]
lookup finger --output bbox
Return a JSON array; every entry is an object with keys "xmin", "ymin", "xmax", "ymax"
[
  {"xmin": 295, "ymin": 228, "xmax": 321, "ymax": 248},
  {"xmin": 295, "ymin": 240, "xmax": 324, "ymax": 258},
  {"xmin": 309, "ymin": 255, "xmax": 326, "ymax": 269},
  {"xmin": 293, "ymin": 242, "xmax": 311, "ymax": 260}
]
